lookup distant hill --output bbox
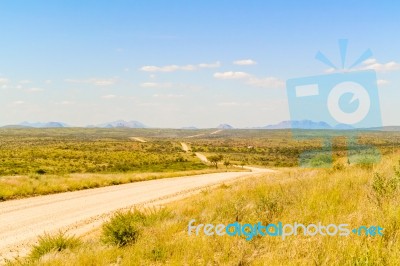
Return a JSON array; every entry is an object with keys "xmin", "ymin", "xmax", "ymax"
[
  {"xmin": 15, "ymin": 121, "xmax": 68, "ymax": 128},
  {"xmin": 217, "ymin": 124, "xmax": 234, "ymax": 129},
  {"xmin": 261, "ymin": 120, "xmax": 398, "ymax": 130},
  {"xmin": 380, "ymin": 126, "xmax": 400, "ymax": 131},
  {"xmin": 263, "ymin": 120, "xmax": 332, "ymax": 130},
  {"xmin": 334, "ymin": 123, "xmax": 354, "ymax": 130},
  {"xmin": 1, "ymin": 125, "xmax": 31, "ymax": 128},
  {"xmin": 88, "ymin": 120, "xmax": 147, "ymax": 128},
  {"xmin": 2, "ymin": 120, "xmax": 398, "ymax": 130}
]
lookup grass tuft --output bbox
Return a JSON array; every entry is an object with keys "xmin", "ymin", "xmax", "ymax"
[
  {"xmin": 29, "ymin": 231, "xmax": 81, "ymax": 260},
  {"xmin": 102, "ymin": 207, "xmax": 172, "ymax": 247}
]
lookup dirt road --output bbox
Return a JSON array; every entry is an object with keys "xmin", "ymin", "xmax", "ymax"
[
  {"xmin": 0, "ymin": 167, "xmax": 275, "ymax": 262},
  {"xmin": 210, "ymin": 129, "xmax": 222, "ymax": 135},
  {"xmin": 194, "ymin": 152, "xmax": 209, "ymax": 163},
  {"xmin": 180, "ymin": 142, "xmax": 209, "ymax": 163},
  {"xmin": 184, "ymin": 129, "xmax": 223, "ymax": 138},
  {"xmin": 129, "ymin": 137, "xmax": 147, "ymax": 143},
  {"xmin": 180, "ymin": 142, "xmax": 190, "ymax": 152}
]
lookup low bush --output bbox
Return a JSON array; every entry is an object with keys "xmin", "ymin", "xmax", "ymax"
[
  {"xmin": 102, "ymin": 210, "xmax": 146, "ymax": 247},
  {"xmin": 29, "ymin": 231, "xmax": 81, "ymax": 260},
  {"xmin": 102, "ymin": 208, "xmax": 172, "ymax": 247},
  {"xmin": 372, "ymin": 160, "xmax": 400, "ymax": 199}
]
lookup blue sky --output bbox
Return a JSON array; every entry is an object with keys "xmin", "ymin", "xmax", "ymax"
[{"xmin": 0, "ymin": 0, "xmax": 399, "ymax": 127}]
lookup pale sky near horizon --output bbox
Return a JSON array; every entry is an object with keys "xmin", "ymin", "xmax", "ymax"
[{"xmin": 0, "ymin": 0, "xmax": 399, "ymax": 128}]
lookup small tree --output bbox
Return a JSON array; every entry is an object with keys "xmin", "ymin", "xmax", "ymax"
[
  {"xmin": 223, "ymin": 160, "xmax": 231, "ymax": 169},
  {"xmin": 208, "ymin": 154, "xmax": 223, "ymax": 169},
  {"xmin": 240, "ymin": 161, "xmax": 245, "ymax": 169}
]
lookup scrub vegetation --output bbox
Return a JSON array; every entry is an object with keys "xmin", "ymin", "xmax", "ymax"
[
  {"xmin": 1, "ymin": 128, "xmax": 399, "ymax": 200},
  {"xmin": 3, "ymin": 128, "xmax": 400, "ymax": 264},
  {"xmin": 10, "ymin": 154, "xmax": 400, "ymax": 265}
]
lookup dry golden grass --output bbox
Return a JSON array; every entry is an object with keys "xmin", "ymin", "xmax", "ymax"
[
  {"xmin": 0, "ymin": 168, "xmax": 244, "ymax": 201},
  {"xmin": 10, "ymin": 154, "xmax": 400, "ymax": 265}
]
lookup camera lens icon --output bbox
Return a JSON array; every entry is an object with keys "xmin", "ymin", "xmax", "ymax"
[
  {"xmin": 327, "ymin": 81, "xmax": 371, "ymax": 125},
  {"xmin": 286, "ymin": 70, "xmax": 382, "ymax": 168},
  {"xmin": 286, "ymin": 70, "xmax": 381, "ymax": 129},
  {"xmin": 285, "ymin": 40, "xmax": 382, "ymax": 167}
]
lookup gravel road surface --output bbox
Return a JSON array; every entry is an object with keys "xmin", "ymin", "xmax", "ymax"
[{"xmin": 0, "ymin": 167, "xmax": 274, "ymax": 262}]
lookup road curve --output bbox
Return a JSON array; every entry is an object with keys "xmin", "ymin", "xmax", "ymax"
[
  {"xmin": 180, "ymin": 142, "xmax": 209, "ymax": 163},
  {"xmin": 0, "ymin": 167, "xmax": 275, "ymax": 262},
  {"xmin": 129, "ymin": 137, "xmax": 147, "ymax": 143}
]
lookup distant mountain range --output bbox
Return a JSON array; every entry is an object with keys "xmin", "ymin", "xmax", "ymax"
[
  {"xmin": 261, "ymin": 120, "xmax": 354, "ymax": 130},
  {"xmin": 0, "ymin": 120, "xmax": 397, "ymax": 131},
  {"xmin": 1, "ymin": 120, "xmax": 146, "ymax": 129},
  {"xmin": 17, "ymin": 121, "xmax": 69, "ymax": 128},
  {"xmin": 87, "ymin": 120, "xmax": 147, "ymax": 128},
  {"xmin": 217, "ymin": 124, "xmax": 234, "ymax": 129}
]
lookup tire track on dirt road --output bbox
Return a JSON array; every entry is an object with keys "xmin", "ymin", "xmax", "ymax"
[{"xmin": 0, "ymin": 165, "xmax": 275, "ymax": 262}]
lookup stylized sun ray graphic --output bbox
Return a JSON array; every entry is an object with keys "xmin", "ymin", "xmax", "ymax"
[
  {"xmin": 315, "ymin": 51, "xmax": 338, "ymax": 70},
  {"xmin": 315, "ymin": 39, "xmax": 373, "ymax": 70},
  {"xmin": 348, "ymin": 49, "xmax": 373, "ymax": 69},
  {"xmin": 339, "ymin": 39, "xmax": 348, "ymax": 69}
]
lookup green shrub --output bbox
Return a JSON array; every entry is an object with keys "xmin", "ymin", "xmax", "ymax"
[
  {"xmin": 102, "ymin": 210, "xmax": 147, "ymax": 247},
  {"xmin": 333, "ymin": 162, "xmax": 345, "ymax": 171},
  {"xmin": 102, "ymin": 208, "xmax": 172, "ymax": 247},
  {"xmin": 36, "ymin": 169, "xmax": 46, "ymax": 175},
  {"xmin": 29, "ymin": 231, "xmax": 81, "ymax": 260},
  {"xmin": 355, "ymin": 156, "xmax": 376, "ymax": 169},
  {"xmin": 372, "ymin": 162, "xmax": 400, "ymax": 199}
]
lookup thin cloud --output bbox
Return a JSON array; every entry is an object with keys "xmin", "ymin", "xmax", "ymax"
[
  {"xmin": 217, "ymin": 102, "xmax": 250, "ymax": 107},
  {"xmin": 324, "ymin": 68, "xmax": 336, "ymax": 73},
  {"xmin": 101, "ymin": 94, "xmax": 117, "ymax": 99},
  {"xmin": 140, "ymin": 82, "xmax": 172, "ymax": 88},
  {"xmin": 324, "ymin": 58, "xmax": 400, "ymax": 73},
  {"xmin": 233, "ymin": 59, "xmax": 257, "ymax": 65},
  {"xmin": 377, "ymin": 79, "xmax": 389, "ymax": 86},
  {"xmin": 141, "ymin": 82, "xmax": 158, "ymax": 88},
  {"xmin": 65, "ymin": 78, "xmax": 117, "ymax": 86},
  {"xmin": 26, "ymin": 87, "xmax": 44, "ymax": 92},
  {"xmin": 56, "ymin": 100, "xmax": 75, "ymax": 105},
  {"xmin": 214, "ymin": 71, "xmax": 250, "ymax": 79},
  {"xmin": 214, "ymin": 71, "xmax": 284, "ymax": 89},
  {"xmin": 198, "ymin": 61, "xmax": 221, "ymax": 68},
  {"xmin": 140, "ymin": 61, "xmax": 220, "ymax": 72},
  {"xmin": 138, "ymin": 102, "xmax": 160, "ymax": 107},
  {"xmin": 12, "ymin": 100, "xmax": 25, "ymax": 105},
  {"xmin": 0, "ymin": 78, "xmax": 9, "ymax": 85},
  {"xmin": 362, "ymin": 59, "xmax": 400, "ymax": 72},
  {"xmin": 153, "ymin": 94, "xmax": 184, "ymax": 98},
  {"xmin": 93, "ymin": 79, "xmax": 117, "ymax": 86},
  {"xmin": 141, "ymin": 65, "xmax": 180, "ymax": 72},
  {"xmin": 247, "ymin": 76, "xmax": 285, "ymax": 89}
]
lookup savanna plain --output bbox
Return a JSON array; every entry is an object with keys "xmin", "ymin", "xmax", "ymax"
[{"xmin": 1, "ymin": 128, "xmax": 400, "ymax": 265}]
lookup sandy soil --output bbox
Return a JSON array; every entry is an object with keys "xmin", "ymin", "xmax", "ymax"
[
  {"xmin": 184, "ymin": 129, "xmax": 223, "ymax": 138},
  {"xmin": 0, "ymin": 167, "xmax": 275, "ymax": 262},
  {"xmin": 184, "ymin": 133, "xmax": 205, "ymax": 138},
  {"xmin": 210, "ymin": 129, "xmax": 223, "ymax": 135},
  {"xmin": 180, "ymin": 142, "xmax": 209, "ymax": 163},
  {"xmin": 195, "ymin": 152, "xmax": 209, "ymax": 163},
  {"xmin": 180, "ymin": 142, "xmax": 190, "ymax": 152},
  {"xmin": 129, "ymin": 137, "xmax": 147, "ymax": 143}
]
